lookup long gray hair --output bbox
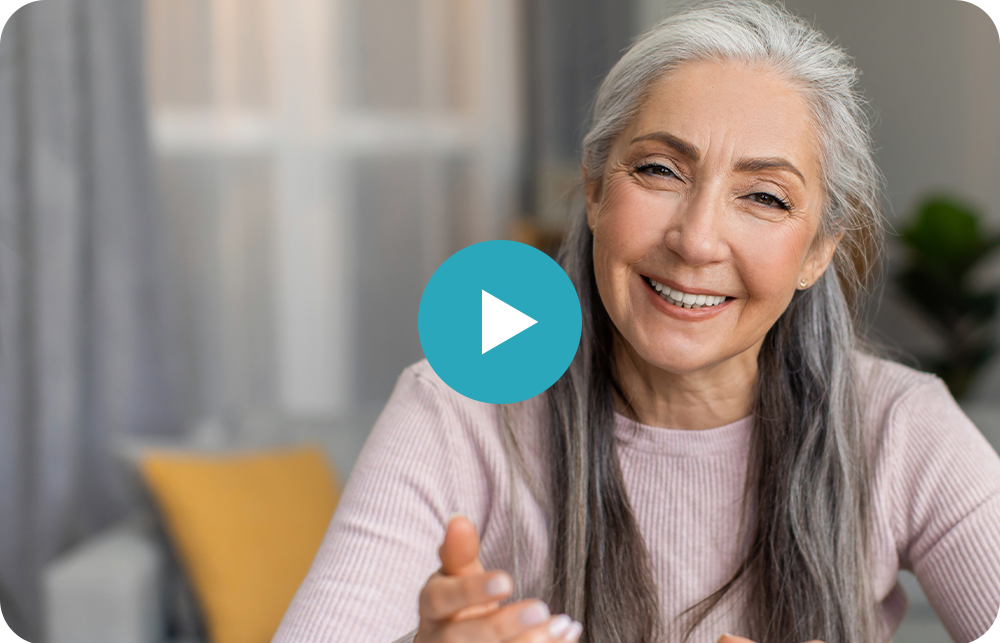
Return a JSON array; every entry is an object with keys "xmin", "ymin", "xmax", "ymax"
[{"xmin": 534, "ymin": 2, "xmax": 885, "ymax": 642}]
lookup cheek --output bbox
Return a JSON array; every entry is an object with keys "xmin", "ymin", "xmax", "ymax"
[
  {"xmin": 593, "ymin": 180, "xmax": 670, "ymax": 268},
  {"xmin": 591, "ymin": 182, "xmax": 668, "ymax": 310},
  {"xmin": 737, "ymin": 223, "xmax": 812, "ymax": 305}
]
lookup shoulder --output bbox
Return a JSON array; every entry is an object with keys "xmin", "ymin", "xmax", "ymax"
[
  {"xmin": 390, "ymin": 360, "xmax": 529, "ymax": 438},
  {"xmin": 375, "ymin": 359, "xmax": 502, "ymax": 452},
  {"xmin": 854, "ymin": 353, "xmax": 993, "ymax": 454},
  {"xmin": 401, "ymin": 358, "xmax": 451, "ymax": 392},
  {"xmin": 854, "ymin": 352, "xmax": 990, "ymax": 467},
  {"xmin": 854, "ymin": 352, "xmax": 941, "ymax": 418},
  {"xmin": 858, "ymin": 353, "xmax": 1000, "ymax": 557},
  {"xmin": 378, "ymin": 359, "xmax": 549, "ymax": 490},
  {"xmin": 853, "ymin": 353, "xmax": 961, "ymax": 444},
  {"xmin": 394, "ymin": 359, "xmax": 463, "ymax": 405},
  {"xmin": 395, "ymin": 359, "xmax": 548, "ymax": 435}
]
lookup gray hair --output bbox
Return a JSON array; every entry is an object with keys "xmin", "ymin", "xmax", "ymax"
[{"xmin": 534, "ymin": 2, "xmax": 885, "ymax": 642}]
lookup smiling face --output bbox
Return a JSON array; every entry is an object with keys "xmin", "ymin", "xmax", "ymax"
[{"xmin": 587, "ymin": 60, "xmax": 837, "ymax": 383}]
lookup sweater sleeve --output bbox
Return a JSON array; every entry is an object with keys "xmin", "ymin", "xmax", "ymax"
[
  {"xmin": 889, "ymin": 376, "xmax": 1000, "ymax": 642},
  {"xmin": 272, "ymin": 364, "xmax": 463, "ymax": 643}
]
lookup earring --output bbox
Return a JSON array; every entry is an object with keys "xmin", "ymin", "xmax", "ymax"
[{"xmin": 799, "ymin": 278, "xmax": 808, "ymax": 288}]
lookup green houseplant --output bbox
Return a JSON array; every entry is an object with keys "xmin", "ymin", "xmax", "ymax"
[{"xmin": 896, "ymin": 196, "xmax": 1000, "ymax": 399}]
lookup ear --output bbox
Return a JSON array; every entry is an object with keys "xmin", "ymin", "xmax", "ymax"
[
  {"xmin": 584, "ymin": 163, "xmax": 602, "ymax": 231},
  {"xmin": 798, "ymin": 231, "xmax": 844, "ymax": 289}
]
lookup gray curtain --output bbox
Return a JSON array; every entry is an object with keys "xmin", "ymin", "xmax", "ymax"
[{"xmin": 0, "ymin": 0, "xmax": 181, "ymax": 638}]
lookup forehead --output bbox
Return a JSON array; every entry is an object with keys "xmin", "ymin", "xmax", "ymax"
[{"xmin": 624, "ymin": 60, "xmax": 821, "ymax": 177}]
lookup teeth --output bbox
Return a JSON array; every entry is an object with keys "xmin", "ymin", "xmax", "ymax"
[{"xmin": 648, "ymin": 278, "xmax": 726, "ymax": 309}]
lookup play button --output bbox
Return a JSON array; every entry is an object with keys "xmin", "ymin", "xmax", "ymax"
[
  {"xmin": 418, "ymin": 240, "xmax": 582, "ymax": 404},
  {"xmin": 482, "ymin": 291, "xmax": 536, "ymax": 354}
]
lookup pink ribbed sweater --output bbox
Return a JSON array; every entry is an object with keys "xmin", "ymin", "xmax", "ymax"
[{"xmin": 273, "ymin": 356, "xmax": 1000, "ymax": 643}]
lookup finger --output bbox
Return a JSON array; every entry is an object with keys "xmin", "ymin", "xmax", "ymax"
[
  {"xmin": 439, "ymin": 514, "xmax": 485, "ymax": 576},
  {"xmin": 442, "ymin": 599, "xmax": 560, "ymax": 642},
  {"xmin": 716, "ymin": 635, "xmax": 756, "ymax": 643},
  {"xmin": 453, "ymin": 600, "xmax": 500, "ymax": 622},
  {"xmin": 419, "ymin": 570, "xmax": 513, "ymax": 621},
  {"xmin": 504, "ymin": 613, "xmax": 583, "ymax": 642}
]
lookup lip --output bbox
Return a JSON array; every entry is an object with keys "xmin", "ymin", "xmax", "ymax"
[
  {"xmin": 640, "ymin": 274, "xmax": 732, "ymax": 319},
  {"xmin": 640, "ymin": 273, "xmax": 730, "ymax": 298}
]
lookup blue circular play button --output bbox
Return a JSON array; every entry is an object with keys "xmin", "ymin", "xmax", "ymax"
[{"xmin": 418, "ymin": 240, "xmax": 583, "ymax": 404}]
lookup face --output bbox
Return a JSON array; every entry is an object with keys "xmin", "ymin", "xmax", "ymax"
[{"xmin": 586, "ymin": 60, "xmax": 837, "ymax": 378}]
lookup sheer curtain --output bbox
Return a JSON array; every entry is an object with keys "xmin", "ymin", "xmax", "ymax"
[
  {"xmin": 145, "ymin": 0, "xmax": 522, "ymax": 416},
  {"xmin": 0, "ymin": 0, "xmax": 635, "ymax": 636},
  {"xmin": 0, "ymin": 0, "xmax": 180, "ymax": 637}
]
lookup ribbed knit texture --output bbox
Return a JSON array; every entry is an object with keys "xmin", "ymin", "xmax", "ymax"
[{"xmin": 273, "ymin": 356, "xmax": 1000, "ymax": 643}]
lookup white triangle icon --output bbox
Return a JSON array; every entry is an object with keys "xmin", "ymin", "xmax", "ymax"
[{"xmin": 482, "ymin": 290, "xmax": 537, "ymax": 354}]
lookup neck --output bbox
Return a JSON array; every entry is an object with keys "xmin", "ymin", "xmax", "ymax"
[{"xmin": 612, "ymin": 335, "xmax": 761, "ymax": 431}]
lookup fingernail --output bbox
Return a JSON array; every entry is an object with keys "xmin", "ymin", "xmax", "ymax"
[
  {"xmin": 564, "ymin": 621, "xmax": 583, "ymax": 641},
  {"xmin": 717, "ymin": 635, "xmax": 733, "ymax": 643},
  {"xmin": 484, "ymin": 574, "xmax": 512, "ymax": 597},
  {"xmin": 518, "ymin": 601, "xmax": 550, "ymax": 626},
  {"xmin": 446, "ymin": 512, "xmax": 466, "ymax": 523},
  {"xmin": 548, "ymin": 614, "xmax": 572, "ymax": 637}
]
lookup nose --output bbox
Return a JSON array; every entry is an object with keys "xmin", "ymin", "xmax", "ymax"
[{"xmin": 662, "ymin": 186, "xmax": 729, "ymax": 266}]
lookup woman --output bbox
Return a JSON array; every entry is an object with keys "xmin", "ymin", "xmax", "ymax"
[{"xmin": 274, "ymin": 2, "xmax": 1000, "ymax": 642}]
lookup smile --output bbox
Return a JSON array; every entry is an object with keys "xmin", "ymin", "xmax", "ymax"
[{"xmin": 643, "ymin": 276, "xmax": 728, "ymax": 309}]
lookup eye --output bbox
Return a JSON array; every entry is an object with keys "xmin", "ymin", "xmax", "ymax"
[
  {"xmin": 634, "ymin": 162, "xmax": 679, "ymax": 179},
  {"xmin": 746, "ymin": 192, "xmax": 792, "ymax": 210}
]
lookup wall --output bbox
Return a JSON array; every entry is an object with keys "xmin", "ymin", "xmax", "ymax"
[{"xmin": 786, "ymin": 0, "xmax": 1000, "ymax": 400}]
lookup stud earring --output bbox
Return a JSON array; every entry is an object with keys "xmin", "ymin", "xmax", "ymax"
[{"xmin": 799, "ymin": 278, "xmax": 808, "ymax": 288}]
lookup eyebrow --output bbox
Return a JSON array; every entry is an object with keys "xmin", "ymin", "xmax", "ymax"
[
  {"xmin": 629, "ymin": 131, "xmax": 701, "ymax": 162},
  {"xmin": 734, "ymin": 157, "xmax": 806, "ymax": 185},
  {"xmin": 629, "ymin": 131, "xmax": 806, "ymax": 185}
]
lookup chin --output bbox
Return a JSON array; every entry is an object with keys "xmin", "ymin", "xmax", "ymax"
[{"xmin": 626, "ymin": 333, "xmax": 717, "ymax": 376}]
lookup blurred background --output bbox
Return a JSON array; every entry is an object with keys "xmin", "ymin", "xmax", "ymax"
[{"xmin": 0, "ymin": 0, "xmax": 997, "ymax": 641}]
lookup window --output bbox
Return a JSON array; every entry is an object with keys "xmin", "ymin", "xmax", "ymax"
[{"xmin": 145, "ymin": 0, "xmax": 522, "ymax": 413}]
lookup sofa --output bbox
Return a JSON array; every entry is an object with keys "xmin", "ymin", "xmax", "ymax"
[{"xmin": 43, "ymin": 406, "xmax": 382, "ymax": 643}]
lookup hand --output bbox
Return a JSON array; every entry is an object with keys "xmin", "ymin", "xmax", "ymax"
[
  {"xmin": 414, "ymin": 515, "xmax": 582, "ymax": 642},
  {"xmin": 717, "ymin": 635, "xmax": 825, "ymax": 643}
]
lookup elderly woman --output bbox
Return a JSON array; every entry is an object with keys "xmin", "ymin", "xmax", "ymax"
[{"xmin": 274, "ymin": 2, "xmax": 1000, "ymax": 642}]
